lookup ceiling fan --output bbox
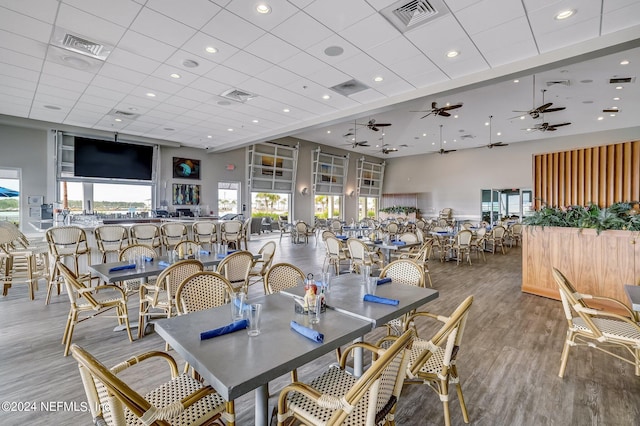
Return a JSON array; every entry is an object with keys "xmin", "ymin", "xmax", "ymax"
[
  {"xmin": 526, "ymin": 121, "xmax": 572, "ymax": 132},
  {"xmin": 486, "ymin": 115, "xmax": 509, "ymax": 149},
  {"xmin": 354, "ymin": 118, "xmax": 392, "ymax": 131},
  {"xmin": 412, "ymin": 101, "xmax": 463, "ymax": 119},
  {"xmin": 342, "ymin": 121, "xmax": 369, "ymax": 147},
  {"xmin": 437, "ymin": 125, "xmax": 456, "ymax": 154},
  {"xmin": 511, "ymin": 76, "xmax": 566, "ymax": 119}
]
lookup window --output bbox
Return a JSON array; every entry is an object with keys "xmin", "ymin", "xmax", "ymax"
[
  {"xmin": 313, "ymin": 149, "xmax": 348, "ymax": 195},
  {"xmin": 248, "ymin": 143, "xmax": 298, "ymax": 193},
  {"xmin": 58, "ymin": 181, "xmax": 152, "ymax": 220},
  {"xmin": 358, "ymin": 197, "xmax": 378, "ymax": 220},
  {"xmin": 252, "ymin": 192, "xmax": 289, "ymax": 221},
  {"xmin": 315, "ymin": 195, "xmax": 342, "ymax": 220},
  {"xmin": 356, "ymin": 158, "xmax": 384, "ymax": 198},
  {"xmin": 219, "ymin": 182, "xmax": 240, "ymax": 215},
  {"xmin": 0, "ymin": 169, "xmax": 20, "ymax": 226}
]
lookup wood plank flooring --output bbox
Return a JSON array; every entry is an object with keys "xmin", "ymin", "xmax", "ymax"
[{"xmin": 0, "ymin": 232, "xmax": 638, "ymax": 425}]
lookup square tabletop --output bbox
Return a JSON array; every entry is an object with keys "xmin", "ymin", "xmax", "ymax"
[
  {"xmin": 624, "ymin": 284, "xmax": 640, "ymax": 312},
  {"xmin": 154, "ymin": 292, "xmax": 372, "ymax": 402}
]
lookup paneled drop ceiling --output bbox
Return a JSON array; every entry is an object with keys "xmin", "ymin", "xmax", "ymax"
[{"xmin": 0, "ymin": 0, "xmax": 639, "ymax": 157}]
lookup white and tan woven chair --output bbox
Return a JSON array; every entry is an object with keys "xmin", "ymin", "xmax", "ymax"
[
  {"xmin": 330, "ymin": 219, "xmax": 343, "ymax": 234},
  {"xmin": 379, "ymin": 259, "xmax": 425, "ymax": 335},
  {"xmin": 216, "ymin": 250, "xmax": 254, "ymax": 294},
  {"xmin": 220, "ymin": 220, "xmax": 243, "ymax": 250},
  {"xmin": 469, "ymin": 227, "xmax": 487, "ymax": 262},
  {"xmin": 160, "ymin": 222, "xmax": 188, "ymax": 254},
  {"xmin": 70, "ymin": 344, "xmax": 233, "ymax": 426},
  {"xmin": 384, "ymin": 295, "xmax": 474, "ymax": 426},
  {"xmin": 58, "ymin": 262, "xmax": 133, "ymax": 356},
  {"xmin": 45, "ymin": 225, "xmax": 92, "ymax": 305},
  {"xmin": 94, "ymin": 225, "xmax": 129, "ymax": 263},
  {"xmin": 486, "ymin": 225, "xmax": 507, "ymax": 254},
  {"xmin": 450, "ymin": 229, "xmax": 473, "ymax": 266},
  {"xmin": 276, "ymin": 329, "xmax": 414, "ymax": 426},
  {"xmin": 264, "ymin": 262, "xmax": 305, "ymax": 295},
  {"xmin": 398, "ymin": 240, "xmax": 434, "ymax": 287},
  {"xmin": 118, "ymin": 244, "xmax": 158, "ymax": 297},
  {"xmin": 385, "ymin": 222, "xmax": 399, "ymax": 240},
  {"xmin": 347, "ymin": 238, "xmax": 383, "ymax": 274},
  {"xmin": 240, "ymin": 217, "xmax": 252, "ymax": 250},
  {"xmin": 138, "ymin": 259, "xmax": 203, "ymax": 339},
  {"xmin": 129, "ymin": 224, "xmax": 162, "ymax": 255},
  {"xmin": 294, "ymin": 221, "xmax": 313, "ymax": 244},
  {"xmin": 174, "ymin": 240, "xmax": 203, "ymax": 260},
  {"xmin": 552, "ymin": 268, "xmax": 640, "ymax": 377},
  {"xmin": 509, "ymin": 223, "xmax": 523, "ymax": 247},
  {"xmin": 192, "ymin": 221, "xmax": 217, "ymax": 251},
  {"xmin": 324, "ymin": 236, "xmax": 350, "ymax": 275},
  {"xmin": 248, "ymin": 241, "xmax": 276, "ymax": 293},
  {"xmin": 0, "ymin": 223, "xmax": 49, "ymax": 300}
]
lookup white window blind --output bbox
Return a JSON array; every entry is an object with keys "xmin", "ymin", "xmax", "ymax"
[
  {"xmin": 312, "ymin": 149, "xmax": 349, "ymax": 195},
  {"xmin": 356, "ymin": 157, "xmax": 385, "ymax": 197},
  {"xmin": 247, "ymin": 142, "xmax": 298, "ymax": 193}
]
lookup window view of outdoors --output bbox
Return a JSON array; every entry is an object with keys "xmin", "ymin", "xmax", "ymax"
[
  {"xmin": 251, "ymin": 192, "xmax": 289, "ymax": 221},
  {"xmin": 58, "ymin": 181, "xmax": 152, "ymax": 219},
  {"xmin": 358, "ymin": 197, "xmax": 378, "ymax": 220},
  {"xmin": 0, "ymin": 177, "xmax": 20, "ymax": 225},
  {"xmin": 218, "ymin": 182, "xmax": 239, "ymax": 215},
  {"xmin": 314, "ymin": 195, "xmax": 341, "ymax": 219}
]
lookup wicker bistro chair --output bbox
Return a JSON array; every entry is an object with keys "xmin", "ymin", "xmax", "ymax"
[
  {"xmin": 486, "ymin": 225, "xmax": 507, "ymax": 254},
  {"xmin": 277, "ymin": 329, "xmax": 414, "ymax": 426},
  {"xmin": 508, "ymin": 223, "xmax": 523, "ymax": 247},
  {"xmin": 398, "ymin": 239, "xmax": 434, "ymax": 287},
  {"xmin": 330, "ymin": 219, "xmax": 343, "ymax": 234},
  {"xmin": 0, "ymin": 224, "xmax": 49, "ymax": 300},
  {"xmin": 552, "ymin": 268, "xmax": 640, "ymax": 377},
  {"xmin": 70, "ymin": 344, "xmax": 233, "ymax": 426},
  {"xmin": 174, "ymin": 240, "xmax": 203, "ymax": 261},
  {"xmin": 469, "ymin": 228, "xmax": 487, "ymax": 263},
  {"xmin": 248, "ymin": 241, "xmax": 277, "ymax": 293},
  {"xmin": 216, "ymin": 250, "xmax": 254, "ymax": 294},
  {"xmin": 385, "ymin": 222, "xmax": 399, "ymax": 240},
  {"xmin": 324, "ymin": 236, "xmax": 350, "ymax": 275},
  {"xmin": 57, "ymin": 262, "xmax": 133, "ymax": 356},
  {"xmin": 129, "ymin": 224, "xmax": 162, "ymax": 255},
  {"xmin": 450, "ymin": 229, "xmax": 473, "ymax": 266},
  {"xmin": 294, "ymin": 221, "xmax": 313, "ymax": 244},
  {"xmin": 240, "ymin": 217, "xmax": 252, "ymax": 250},
  {"xmin": 347, "ymin": 238, "xmax": 384, "ymax": 274},
  {"xmin": 220, "ymin": 220, "xmax": 243, "ymax": 250},
  {"xmin": 138, "ymin": 259, "xmax": 204, "ymax": 339},
  {"xmin": 378, "ymin": 259, "xmax": 425, "ymax": 335},
  {"xmin": 45, "ymin": 225, "xmax": 92, "ymax": 305},
  {"xmin": 384, "ymin": 295, "xmax": 474, "ymax": 426},
  {"xmin": 264, "ymin": 263, "xmax": 305, "ymax": 295},
  {"xmin": 160, "ymin": 223, "xmax": 189, "ymax": 254},
  {"xmin": 94, "ymin": 225, "xmax": 129, "ymax": 263},
  {"xmin": 278, "ymin": 220, "xmax": 292, "ymax": 241},
  {"xmin": 118, "ymin": 244, "xmax": 158, "ymax": 297},
  {"xmin": 192, "ymin": 221, "xmax": 217, "ymax": 251}
]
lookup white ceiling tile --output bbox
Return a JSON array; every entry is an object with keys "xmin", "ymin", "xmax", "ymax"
[
  {"xmin": 39, "ymin": 75, "xmax": 88, "ymax": 94},
  {"xmin": 171, "ymin": 114, "xmax": 201, "ymax": 125},
  {"xmin": 117, "ymin": 30, "xmax": 177, "ymax": 63},
  {"xmin": 334, "ymin": 52, "xmax": 383, "ymax": 82},
  {"xmin": 304, "ymin": 0, "xmax": 376, "ymax": 33},
  {"xmin": 149, "ymin": 103, "xmax": 186, "ymax": 116},
  {"xmin": 366, "ymin": 36, "xmax": 423, "ymax": 65},
  {"xmin": 366, "ymin": 0, "xmax": 399, "ymax": 10},
  {"xmin": 244, "ymin": 34, "xmax": 300, "ymax": 64},
  {"xmin": 204, "ymin": 65, "xmax": 252, "ymax": 87},
  {"xmin": 84, "ymin": 85, "xmax": 127, "ymax": 102},
  {"xmin": 146, "ymin": 0, "xmax": 221, "ymax": 29},
  {"xmin": 151, "ymin": 64, "xmax": 200, "ymax": 85},
  {"xmin": 0, "ymin": 6, "xmax": 52, "ymax": 43},
  {"xmin": 479, "ymin": 37, "xmax": 539, "ymax": 68},
  {"xmin": 288, "ymin": 0, "xmax": 314, "ymax": 8},
  {"xmin": 0, "ymin": 47, "xmax": 43, "ymax": 72},
  {"xmin": 339, "ymin": 12, "xmax": 400, "ymax": 51},
  {"xmin": 73, "ymin": 101, "xmax": 113, "ymax": 114},
  {"xmin": 77, "ymin": 93, "xmax": 119, "ymax": 109},
  {"xmin": 305, "ymin": 66, "xmax": 352, "ymax": 87},
  {"xmin": 455, "ymin": 0, "xmax": 526, "ymax": 35},
  {"xmin": 181, "ymin": 31, "xmax": 239, "ymax": 63},
  {"xmin": 602, "ymin": 1, "xmax": 640, "ymax": 34},
  {"xmin": 165, "ymin": 50, "xmax": 219, "ymax": 76},
  {"xmin": 257, "ymin": 66, "xmax": 302, "ymax": 87},
  {"xmin": 140, "ymin": 75, "xmax": 184, "ymax": 95},
  {"xmin": 225, "ymin": 0, "xmax": 299, "ymax": 31},
  {"xmin": 306, "ymin": 34, "xmax": 361, "ymax": 65},
  {"xmin": 130, "ymin": 7, "xmax": 197, "ymax": 48},
  {"xmin": 185, "ymin": 77, "xmax": 228, "ymax": 97},
  {"xmin": 224, "ymin": 50, "xmax": 275, "ymax": 75},
  {"xmin": 0, "ymin": 29, "xmax": 48, "ymax": 59},
  {"xmin": 62, "ymin": 0, "xmax": 142, "ymax": 28},
  {"xmin": 471, "ymin": 17, "xmax": 537, "ymax": 66},
  {"xmin": 0, "ymin": 85, "xmax": 35, "ymax": 100},
  {"xmin": 0, "ymin": 105, "xmax": 28, "ymax": 117},
  {"xmin": 41, "ymin": 60, "xmax": 97, "ymax": 84},
  {"xmin": 30, "ymin": 109, "xmax": 69, "ymax": 122},
  {"xmin": 118, "ymin": 95, "xmax": 158, "ymax": 110},
  {"xmin": 33, "ymin": 93, "xmax": 77, "ymax": 108},
  {"xmin": 527, "ymin": 0, "xmax": 602, "ymax": 35},
  {"xmin": 107, "ymin": 48, "xmax": 162, "ymax": 75},
  {"xmin": 287, "ymin": 78, "xmax": 357, "ymax": 109},
  {"xmin": 371, "ymin": 78, "xmax": 415, "ymax": 97},
  {"xmin": 1, "ymin": 0, "xmax": 58, "ymax": 23},
  {"xmin": 56, "ymin": 3, "xmax": 126, "ymax": 46},
  {"xmin": 271, "ymin": 11, "xmax": 334, "ymax": 50},
  {"xmin": 175, "ymin": 85, "xmax": 217, "ymax": 102},
  {"xmin": 98, "ymin": 62, "xmax": 147, "ymax": 85},
  {"xmin": 347, "ymin": 89, "xmax": 386, "ymax": 103},
  {"xmin": 535, "ymin": 17, "xmax": 600, "ymax": 53},
  {"xmin": 279, "ymin": 51, "xmax": 328, "ymax": 78},
  {"xmin": 36, "ymin": 83, "xmax": 81, "ymax": 101},
  {"xmin": 200, "ymin": 10, "xmax": 265, "ymax": 49}
]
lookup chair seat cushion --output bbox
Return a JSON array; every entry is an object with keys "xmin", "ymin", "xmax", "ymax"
[
  {"xmin": 76, "ymin": 289, "xmax": 125, "ymax": 308},
  {"xmin": 407, "ymin": 337, "xmax": 446, "ymax": 376},
  {"xmin": 124, "ymin": 374, "xmax": 226, "ymax": 426},
  {"xmin": 287, "ymin": 366, "xmax": 371, "ymax": 425},
  {"xmin": 572, "ymin": 317, "xmax": 640, "ymax": 342}
]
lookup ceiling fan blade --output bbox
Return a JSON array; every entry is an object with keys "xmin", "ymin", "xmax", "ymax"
[
  {"xmin": 373, "ymin": 123, "xmax": 391, "ymax": 127},
  {"xmin": 534, "ymin": 102, "xmax": 554, "ymax": 113},
  {"xmin": 602, "ymin": 108, "xmax": 619, "ymax": 113},
  {"xmin": 541, "ymin": 106, "xmax": 566, "ymax": 113},
  {"xmin": 550, "ymin": 122, "xmax": 571, "ymax": 128},
  {"xmin": 438, "ymin": 111, "xmax": 451, "ymax": 117},
  {"xmin": 420, "ymin": 112, "xmax": 433, "ymax": 119},
  {"xmin": 442, "ymin": 103, "xmax": 463, "ymax": 111}
]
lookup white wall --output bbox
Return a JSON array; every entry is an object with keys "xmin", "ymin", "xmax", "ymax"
[{"xmin": 383, "ymin": 126, "xmax": 640, "ymax": 221}]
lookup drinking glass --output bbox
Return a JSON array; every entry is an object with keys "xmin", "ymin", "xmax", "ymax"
[
  {"xmin": 309, "ymin": 297, "xmax": 321, "ymax": 324},
  {"xmin": 247, "ymin": 304, "xmax": 262, "ymax": 336},
  {"xmin": 321, "ymin": 271, "xmax": 332, "ymax": 294},
  {"xmin": 230, "ymin": 291, "xmax": 246, "ymax": 322},
  {"xmin": 367, "ymin": 276, "xmax": 378, "ymax": 295}
]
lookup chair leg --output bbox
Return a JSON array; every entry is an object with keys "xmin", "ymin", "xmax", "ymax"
[
  {"xmin": 440, "ymin": 378, "xmax": 452, "ymax": 426},
  {"xmin": 120, "ymin": 304, "xmax": 134, "ymax": 343},
  {"xmin": 451, "ymin": 366, "xmax": 470, "ymax": 423},
  {"xmin": 558, "ymin": 329, "xmax": 574, "ymax": 378},
  {"xmin": 138, "ymin": 301, "xmax": 147, "ymax": 339},
  {"xmin": 226, "ymin": 401, "xmax": 236, "ymax": 426},
  {"xmin": 63, "ymin": 311, "xmax": 78, "ymax": 356}
]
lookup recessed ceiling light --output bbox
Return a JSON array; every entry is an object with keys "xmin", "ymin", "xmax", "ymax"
[
  {"xmin": 374, "ymin": 76, "xmax": 384, "ymax": 82},
  {"xmin": 227, "ymin": 128, "xmax": 233, "ymax": 132},
  {"xmin": 283, "ymin": 108, "xmax": 290, "ymax": 113},
  {"xmin": 44, "ymin": 105, "xmax": 61, "ymax": 110},
  {"xmin": 170, "ymin": 73, "xmax": 181, "ymax": 79},
  {"xmin": 376, "ymin": 145, "xmax": 380, "ymax": 148},
  {"xmin": 205, "ymin": 46, "xmax": 218, "ymax": 54},
  {"xmin": 324, "ymin": 46, "xmax": 344, "ymax": 57},
  {"xmin": 422, "ymin": 133, "xmax": 427, "ymax": 137},
  {"xmin": 322, "ymin": 94, "xmax": 331, "ymax": 100},
  {"xmin": 182, "ymin": 59, "xmax": 199, "ymax": 68},
  {"xmin": 115, "ymin": 118, "xmax": 122, "ymax": 122},
  {"xmin": 555, "ymin": 9, "xmax": 575, "ymax": 20},
  {"xmin": 484, "ymin": 122, "xmax": 490, "ymax": 126},
  {"xmin": 497, "ymin": 132, "xmax": 502, "ymax": 136},
  {"xmin": 252, "ymin": 119, "xmax": 259, "ymax": 123},
  {"xmin": 453, "ymin": 115, "xmax": 458, "ymax": 118},
  {"xmin": 128, "ymin": 107, "xmax": 137, "ymax": 111},
  {"xmin": 610, "ymin": 114, "xmax": 616, "ymax": 117},
  {"xmin": 520, "ymin": 116, "xmax": 525, "ymax": 120},
  {"xmin": 207, "ymin": 135, "xmax": 212, "ymax": 139},
  {"xmin": 446, "ymin": 50, "xmax": 459, "ymax": 58},
  {"xmin": 146, "ymin": 92, "xmax": 156, "ymax": 97},
  {"xmin": 327, "ymin": 130, "xmax": 331, "ymax": 134},
  {"xmin": 613, "ymin": 97, "xmax": 620, "ymax": 101},
  {"xmin": 620, "ymin": 60, "xmax": 629, "ymax": 65},
  {"xmin": 256, "ymin": 3, "xmax": 271, "ymax": 14},
  {"xmin": 616, "ymin": 86, "xmax": 623, "ymax": 90},
  {"xmin": 513, "ymin": 79, "xmax": 519, "ymax": 83},
  {"xmin": 597, "ymin": 116, "xmax": 604, "ymax": 121}
]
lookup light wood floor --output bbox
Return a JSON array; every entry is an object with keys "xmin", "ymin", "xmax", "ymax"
[{"xmin": 1, "ymin": 233, "xmax": 638, "ymax": 425}]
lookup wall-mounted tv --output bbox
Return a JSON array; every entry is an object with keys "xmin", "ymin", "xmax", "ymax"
[
  {"xmin": 173, "ymin": 157, "xmax": 200, "ymax": 180},
  {"xmin": 74, "ymin": 137, "xmax": 154, "ymax": 181}
]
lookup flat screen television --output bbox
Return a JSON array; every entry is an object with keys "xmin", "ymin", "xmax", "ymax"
[{"xmin": 74, "ymin": 137, "xmax": 154, "ymax": 181}]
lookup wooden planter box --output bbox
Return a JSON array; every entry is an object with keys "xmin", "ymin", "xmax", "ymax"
[
  {"xmin": 522, "ymin": 226, "xmax": 640, "ymax": 307},
  {"xmin": 378, "ymin": 212, "xmax": 417, "ymax": 221}
]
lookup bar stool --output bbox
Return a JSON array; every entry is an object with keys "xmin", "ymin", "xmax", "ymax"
[
  {"xmin": 45, "ymin": 226, "xmax": 92, "ymax": 305},
  {"xmin": 129, "ymin": 224, "xmax": 161, "ymax": 255},
  {"xmin": 94, "ymin": 225, "xmax": 129, "ymax": 263}
]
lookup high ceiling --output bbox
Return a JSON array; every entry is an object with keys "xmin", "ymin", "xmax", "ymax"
[{"xmin": 0, "ymin": 0, "xmax": 639, "ymax": 158}]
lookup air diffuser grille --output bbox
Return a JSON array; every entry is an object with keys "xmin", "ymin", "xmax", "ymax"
[
  {"xmin": 381, "ymin": 0, "xmax": 449, "ymax": 33},
  {"xmin": 220, "ymin": 89, "xmax": 257, "ymax": 103}
]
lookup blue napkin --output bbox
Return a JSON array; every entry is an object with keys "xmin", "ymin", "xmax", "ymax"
[
  {"xmin": 158, "ymin": 261, "xmax": 171, "ymax": 267},
  {"xmin": 199, "ymin": 250, "xmax": 210, "ymax": 255},
  {"xmin": 216, "ymin": 253, "xmax": 226, "ymax": 259},
  {"xmin": 200, "ymin": 319, "xmax": 248, "ymax": 340},
  {"xmin": 437, "ymin": 231, "xmax": 448, "ymax": 234},
  {"xmin": 109, "ymin": 264, "xmax": 136, "ymax": 272},
  {"xmin": 227, "ymin": 250, "xmax": 237, "ymax": 254},
  {"xmin": 377, "ymin": 277, "xmax": 392, "ymax": 285},
  {"xmin": 373, "ymin": 240, "xmax": 383, "ymax": 244},
  {"xmin": 392, "ymin": 241, "xmax": 406, "ymax": 246},
  {"xmin": 363, "ymin": 294, "xmax": 399, "ymax": 305},
  {"xmin": 290, "ymin": 321, "xmax": 324, "ymax": 343},
  {"xmin": 336, "ymin": 235, "xmax": 348, "ymax": 240},
  {"xmin": 144, "ymin": 256, "xmax": 154, "ymax": 262},
  {"xmin": 357, "ymin": 235, "xmax": 363, "ymax": 239}
]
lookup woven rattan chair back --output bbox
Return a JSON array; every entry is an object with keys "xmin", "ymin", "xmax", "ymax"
[
  {"xmin": 157, "ymin": 259, "xmax": 204, "ymax": 303},
  {"xmin": 324, "ymin": 236, "xmax": 347, "ymax": 275},
  {"xmin": 216, "ymin": 250, "xmax": 254, "ymax": 293},
  {"xmin": 94, "ymin": 225, "xmax": 129, "ymax": 263},
  {"xmin": 174, "ymin": 240, "xmax": 203, "ymax": 259},
  {"xmin": 58, "ymin": 261, "xmax": 100, "ymax": 308},
  {"xmin": 330, "ymin": 219, "xmax": 342, "ymax": 234},
  {"xmin": 398, "ymin": 232, "xmax": 418, "ymax": 244},
  {"xmin": 45, "ymin": 226, "xmax": 91, "ymax": 304},
  {"xmin": 415, "ymin": 219, "xmax": 426, "ymax": 230},
  {"xmin": 380, "ymin": 259, "xmax": 424, "ymax": 287},
  {"xmin": 70, "ymin": 344, "xmax": 228, "ymax": 426},
  {"xmin": 192, "ymin": 221, "xmax": 217, "ymax": 248},
  {"xmin": 129, "ymin": 224, "xmax": 161, "ymax": 254},
  {"xmin": 176, "ymin": 271, "xmax": 234, "ymax": 314},
  {"xmin": 456, "ymin": 229, "xmax": 473, "ymax": 246},
  {"xmin": 265, "ymin": 263, "xmax": 305, "ymax": 294},
  {"xmin": 386, "ymin": 222, "xmax": 399, "ymax": 236},
  {"xmin": 221, "ymin": 220, "xmax": 243, "ymax": 249},
  {"xmin": 0, "ymin": 224, "xmax": 49, "ymax": 300},
  {"xmin": 322, "ymin": 230, "xmax": 336, "ymax": 241},
  {"xmin": 160, "ymin": 223, "xmax": 188, "ymax": 253},
  {"xmin": 249, "ymin": 241, "xmax": 277, "ymax": 293},
  {"xmin": 118, "ymin": 244, "xmax": 157, "ymax": 263}
]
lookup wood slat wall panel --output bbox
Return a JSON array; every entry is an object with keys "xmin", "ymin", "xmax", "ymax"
[{"xmin": 533, "ymin": 141, "xmax": 640, "ymax": 208}]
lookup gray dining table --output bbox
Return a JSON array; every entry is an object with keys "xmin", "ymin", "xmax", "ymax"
[
  {"xmin": 624, "ymin": 284, "xmax": 640, "ymax": 313},
  {"xmin": 154, "ymin": 292, "xmax": 373, "ymax": 426}
]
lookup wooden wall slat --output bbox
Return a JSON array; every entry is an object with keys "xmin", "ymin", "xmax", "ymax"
[{"xmin": 532, "ymin": 141, "xmax": 639, "ymax": 208}]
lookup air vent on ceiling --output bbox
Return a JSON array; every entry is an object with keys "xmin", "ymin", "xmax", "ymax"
[
  {"xmin": 108, "ymin": 109, "xmax": 140, "ymax": 120},
  {"xmin": 380, "ymin": 0, "xmax": 449, "ymax": 33},
  {"xmin": 49, "ymin": 26, "xmax": 112, "ymax": 61},
  {"xmin": 546, "ymin": 80, "xmax": 570, "ymax": 87},
  {"xmin": 220, "ymin": 88, "xmax": 257, "ymax": 103},
  {"xmin": 329, "ymin": 79, "xmax": 370, "ymax": 96},
  {"xmin": 609, "ymin": 77, "xmax": 635, "ymax": 84}
]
